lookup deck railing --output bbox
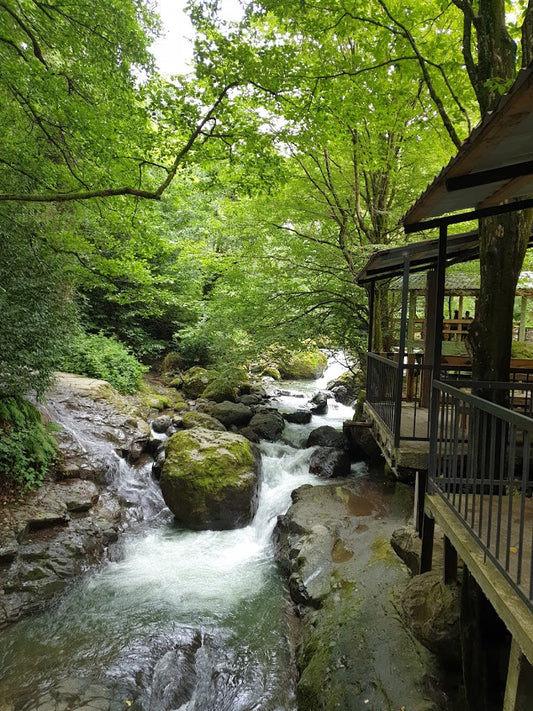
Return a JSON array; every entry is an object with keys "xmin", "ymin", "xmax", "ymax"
[
  {"xmin": 366, "ymin": 352, "xmax": 533, "ymax": 446},
  {"xmin": 430, "ymin": 380, "xmax": 533, "ymax": 610}
]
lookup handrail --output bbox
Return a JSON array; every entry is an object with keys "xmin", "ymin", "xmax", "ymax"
[{"xmin": 430, "ymin": 380, "xmax": 533, "ymax": 609}]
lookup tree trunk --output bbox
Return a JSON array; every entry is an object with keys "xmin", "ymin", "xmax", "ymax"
[
  {"xmin": 470, "ymin": 211, "xmax": 531, "ymax": 396},
  {"xmin": 465, "ymin": 1, "xmax": 533, "ymax": 392}
]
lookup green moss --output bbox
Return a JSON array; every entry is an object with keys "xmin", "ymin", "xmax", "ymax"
[
  {"xmin": 181, "ymin": 411, "xmax": 225, "ymax": 431},
  {"xmin": 369, "ymin": 536, "xmax": 399, "ymax": 567},
  {"xmin": 511, "ymin": 341, "xmax": 533, "ymax": 359},
  {"xmin": 201, "ymin": 378, "xmax": 239, "ymax": 403},
  {"xmin": 160, "ymin": 351, "xmax": 184, "ymax": 375},
  {"xmin": 278, "ymin": 348, "xmax": 328, "ymax": 380},
  {"xmin": 164, "ymin": 428, "xmax": 256, "ymax": 492},
  {"xmin": 180, "ymin": 366, "xmax": 214, "ymax": 398},
  {"xmin": 143, "ymin": 394, "xmax": 174, "ymax": 411}
]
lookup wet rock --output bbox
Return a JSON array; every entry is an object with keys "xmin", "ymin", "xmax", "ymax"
[
  {"xmin": 180, "ymin": 367, "xmax": 212, "ymax": 399},
  {"xmin": 343, "ymin": 421, "xmax": 383, "ymax": 461},
  {"xmin": 160, "ymin": 428, "xmax": 261, "ymax": 530},
  {"xmin": 309, "ymin": 447, "xmax": 351, "ymax": 478},
  {"xmin": 152, "ymin": 414, "xmax": 173, "ymax": 433},
  {"xmin": 237, "ymin": 393, "xmax": 264, "ymax": 406},
  {"xmin": 207, "ymin": 401, "xmax": 253, "ymax": 428},
  {"xmin": 326, "ymin": 370, "xmax": 363, "ymax": 405},
  {"xmin": 246, "ymin": 409, "xmax": 285, "ymax": 441},
  {"xmin": 275, "ymin": 480, "xmax": 444, "ymax": 711},
  {"xmin": 401, "ymin": 571, "xmax": 462, "ymax": 668},
  {"xmin": 181, "ymin": 410, "xmax": 226, "ymax": 431},
  {"xmin": 306, "ymin": 425, "xmax": 347, "ymax": 449},
  {"xmin": 0, "ymin": 530, "xmax": 18, "ymax": 565},
  {"xmin": 238, "ymin": 426, "xmax": 261, "ymax": 443},
  {"xmin": 309, "ymin": 391, "xmax": 328, "ymax": 414},
  {"xmin": 391, "ymin": 525, "xmax": 422, "ymax": 574},
  {"xmin": 149, "ymin": 630, "xmax": 203, "ymax": 711},
  {"xmin": 283, "ymin": 409, "xmax": 312, "ymax": 424}
]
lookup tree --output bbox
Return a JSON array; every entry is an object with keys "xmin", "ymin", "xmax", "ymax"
[
  {"xmin": 181, "ymin": 0, "xmax": 469, "ymax": 360},
  {"xmin": 452, "ymin": 0, "xmax": 533, "ymax": 390}
]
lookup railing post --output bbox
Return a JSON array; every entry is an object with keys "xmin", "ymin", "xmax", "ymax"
[
  {"xmin": 393, "ymin": 255, "xmax": 410, "ymax": 447},
  {"xmin": 420, "ymin": 513, "xmax": 435, "ymax": 573}
]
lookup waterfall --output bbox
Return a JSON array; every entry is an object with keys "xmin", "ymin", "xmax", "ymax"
[{"xmin": 0, "ymin": 354, "xmax": 356, "ymax": 710}]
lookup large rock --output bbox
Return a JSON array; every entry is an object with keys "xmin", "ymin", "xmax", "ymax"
[
  {"xmin": 306, "ymin": 425, "xmax": 346, "ymax": 449},
  {"xmin": 181, "ymin": 411, "xmax": 226, "ymax": 431},
  {"xmin": 326, "ymin": 370, "xmax": 364, "ymax": 405},
  {"xmin": 283, "ymin": 409, "xmax": 312, "ymax": 424},
  {"xmin": 309, "ymin": 447, "xmax": 351, "ymax": 478},
  {"xmin": 274, "ymin": 481, "xmax": 447, "ymax": 711},
  {"xmin": 246, "ymin": 409, "xmax": 285, "ymax": 441},
  {"xmin": 160, "ymin": 428, "xmax": 261, "ymax": 530},
  {"xmin": 309, "ymin": 391, "xmax": 328, "ymax": 414},
  {"xmin": 278, "ymin": 348, "xmax": 328, "ymax": 380},
  {"xmin": 201, "ymin": 378, "xmax": 238, "ymax": 403},
  {"xmin": 401, "ymin": 571, "xmax": 462, "ymax": 667},
  {"xmin": 207, "ymin": 401, "xmax": 253, "ymax": 428},
  {"xmin": 180, "ymin": 367, "xmax": 212, "ymax": 399}
]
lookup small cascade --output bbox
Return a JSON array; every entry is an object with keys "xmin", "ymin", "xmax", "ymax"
[{"xmin": 0, "ymin": 353, "xmax": 358, "ymax": 710}]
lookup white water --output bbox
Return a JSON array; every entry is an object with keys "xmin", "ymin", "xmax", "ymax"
[{"xmin": 0, "ymin": 354, "xmax": 359, "ymax": 710}]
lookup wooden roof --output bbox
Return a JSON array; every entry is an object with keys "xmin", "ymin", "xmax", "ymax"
[{"xmin": 403, "ymin": 63, "xmax": 533, "ymax": 232}]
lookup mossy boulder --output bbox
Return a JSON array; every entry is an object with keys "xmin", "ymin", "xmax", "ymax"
[
  {"xmin": 278, "ymin": 348, "xmax": 328, "ymax": 380},
  {"xmin": 201, "ymin": 377, "xmax": 239, "ymax": 403},
  {"xmin": 160, "ymin": 428, "xmax": 261, "ymax": 530},
  {"xmin": 207, "ymin": 401, "xmax": 254, "ymax": 428},
  {"xmin": 327, "ymin": 369, "xmax": 364, "ymax": 405},
  {"xmin": 160, "ymin": 351, "xmax": 185, "ymax": 376},
  {"xmin": 181, "ymin": 411, "xmax": 226, "ymax": 431},
  {"xmin": 180, "ymin": 367, "xmax": 213, "ymax": 399}
]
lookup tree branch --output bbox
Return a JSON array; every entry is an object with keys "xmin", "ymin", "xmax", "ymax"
[
  {"xmin": 0, "ymin": 1, "xmax": 48, "ymax": 66},
  {"xmin": 0, "ymin": 82, "xmax": 238, "ymax": 203}
]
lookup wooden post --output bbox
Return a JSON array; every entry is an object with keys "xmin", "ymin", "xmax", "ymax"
[
  {"xmin": 420, "ymin": 513, "xmax": 435, "ymax": 573},
  {"xmin": 503, "ymin": 638, "xmax": 533, "ymax": 711},
  {"xmin": 443, "ymin": 535, "xmax": 458, "ymax": 583},
  {"xmin": 414, "ymin": 470, "xmax": 427, "ymax": 536},
  {"xmin": 420, "ymin": 270, "xmax": 437, "ymax": 408}
]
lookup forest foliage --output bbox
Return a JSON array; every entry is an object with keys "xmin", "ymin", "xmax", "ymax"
[{"xmin": 1, "ymin": 0, "xmax": 533, "ymax": 488}]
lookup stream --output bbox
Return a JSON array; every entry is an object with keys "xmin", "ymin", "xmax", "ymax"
[{"xmin": 0, "ymin": 356, "xmax": 360, "ymax": 710}]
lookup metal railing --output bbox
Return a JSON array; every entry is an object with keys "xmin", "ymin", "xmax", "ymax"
[
  {"xmin": 366, "ymin": 352, "xmax": 433, "ymax": 443},
  {"xmin": 367, "ymin": 352, "xmax": 533, "ymax": 446},
  {"xmin": 431, "ymin": 380, "xmax": 533, "ymax": 610}
]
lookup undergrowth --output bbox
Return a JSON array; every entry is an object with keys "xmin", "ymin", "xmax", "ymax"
[{"xmin": 0, "ymin": 397, "xmax": 59, "ymax": 492}]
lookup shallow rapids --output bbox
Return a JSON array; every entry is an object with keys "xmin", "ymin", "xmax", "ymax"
[{"xmin": 0, "ymin": 356, "xmax": 359, "ymax": 710}]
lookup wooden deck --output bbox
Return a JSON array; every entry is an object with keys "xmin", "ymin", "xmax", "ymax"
[
  {"xmin": 426, "ymin": 493, "xmax": 533, "ymax": 667},
  {"xmin": 439, "ymin": 489, "xmax": 533, "ymax": 608}
]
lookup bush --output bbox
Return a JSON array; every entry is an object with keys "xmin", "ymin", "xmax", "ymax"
[
  {"xmin": 0, "ymin": 397, "xmax": 59, "ymax": 491},
  {"xmin": 59, "ymin": 332, "xmax": 147, "ymax": 394}
]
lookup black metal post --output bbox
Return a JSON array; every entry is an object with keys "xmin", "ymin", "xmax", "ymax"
[{"xmin": 393, "ymin": 255, "xmax": 410, "ymax": 447}]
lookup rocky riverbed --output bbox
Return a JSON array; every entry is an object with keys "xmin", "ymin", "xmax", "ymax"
[
  {"xmin": 274, "ymin": 478, "xmax": 458, "ymax": 710},
  {"xmin": 1, "ymin": 369, "xmax": 462, "ymax": 710}
]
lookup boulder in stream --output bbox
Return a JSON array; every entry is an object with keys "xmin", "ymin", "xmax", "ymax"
[
  {"xmin": 309, "ymin": 391, "xmax": 328, "ymax": 414},
  {"xmin": 207, "ymin": 401, "xmax": 253, "ymax": 428},
  {"xmin": 246, "ymin": 409, "xmax": 285, "ymax": 441},
  {"xmin": 306, "ymin": 424, "xmax": 347, "ymax": 449},
  {"xmin": 160, "ymin": 428, "xmax": 261, "ymax": 530},
  {"xmin": 309, "ymin": 446, "xmax": 351, "ymax": 478}
]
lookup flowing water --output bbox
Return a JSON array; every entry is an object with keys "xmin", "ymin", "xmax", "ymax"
[{"xmin": 0, "ymin": 356, "xmax": 358, "ymax": 710}]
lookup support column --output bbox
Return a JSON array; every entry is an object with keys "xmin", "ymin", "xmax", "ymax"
[{"xmin": 503, "ymin": 638, "xmax": 533, "ymax": 711}]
